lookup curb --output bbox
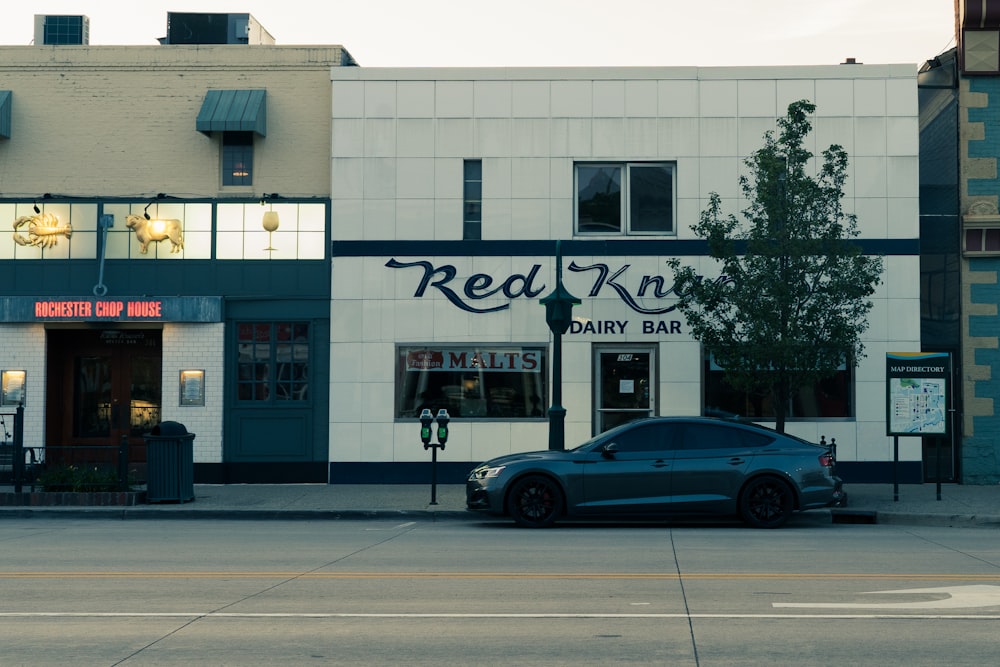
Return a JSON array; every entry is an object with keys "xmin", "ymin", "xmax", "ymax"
[
  {"xmin": 0, "ymin": 508, "xmax": 476, "ymax": 521},
  {"xmin": 871, "ymin": 511, "xmax": 1000, "ymax": 528},
  {"xmin": 1, "ymin": 507, "xmax": 997, "ymax": 527}
]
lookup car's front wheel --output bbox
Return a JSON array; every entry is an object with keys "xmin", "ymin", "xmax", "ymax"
[
  {"xmin": 739, "ymin": 476, "xmax": 794, "ymax": 528},
  {"xmin": 507, "ymin": 475, "xmax": 563, "ymax": 528}
]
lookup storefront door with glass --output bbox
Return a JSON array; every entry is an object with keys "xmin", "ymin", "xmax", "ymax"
[
  {"xmin": 46, "ymin": 328, "xmax": 162, "ymax": 466},
  {"xmin": 594, "ymin": 347, "xmax": 655, "ymax": 433}
]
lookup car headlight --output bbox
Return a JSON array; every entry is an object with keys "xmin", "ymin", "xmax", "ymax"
[{"xmin": 470, "ymin": 465, "xmax": 506, "ymax": 480}]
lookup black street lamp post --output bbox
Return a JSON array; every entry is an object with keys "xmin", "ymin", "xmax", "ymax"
[{"xmin": 539, "ymin": 240, "xmax": 580, "ymax": 451}]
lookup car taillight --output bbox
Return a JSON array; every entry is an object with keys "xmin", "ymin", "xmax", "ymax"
[{"xmin": 818, "ymin": 453, "xmax": 834, "ymax": 467}]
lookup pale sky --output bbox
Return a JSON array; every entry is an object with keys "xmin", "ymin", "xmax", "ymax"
[{"xmin": 2, "ymin": 1, "xmax": 956, "ymax": 68}]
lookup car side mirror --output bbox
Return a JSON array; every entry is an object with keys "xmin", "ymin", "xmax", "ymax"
[{"xmin": 601, "ymin": 442, "xmax": 618, "ymax": 459}]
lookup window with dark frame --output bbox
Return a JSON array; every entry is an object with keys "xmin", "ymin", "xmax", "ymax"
[
  {"xmin": 964, "ymin": 226, "xmax": 1000, "ymax": 254},
  {"xmin": 575, "ymin": 162, "xmax": 675, "ymax": 235},
  {"xmin": 222, "ymin": 131, "xmax": 254, "ymax": 186},
  {"xmin": 703, "ymin": 354, "xmax": 853, "ymax": 419},
  {"xmin": 236, "ymin": 322, "xmax": 310, "ymax": 402},
  {"xmin": 395, "ymin": 345, "xmax": 547, "ymax": 420},
  {"xmin": 463, "ymin": 160, "xmax": 483, "ymax": 240}
]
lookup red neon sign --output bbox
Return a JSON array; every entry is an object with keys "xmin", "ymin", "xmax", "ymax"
[{"xmin": 34, "ymin": 299, "xmax": 164, "ymax": 320}]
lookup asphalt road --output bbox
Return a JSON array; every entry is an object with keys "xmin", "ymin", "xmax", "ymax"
[{"xmin": 1, "ymin": 516, "xmax": 998, "ymax": 666}]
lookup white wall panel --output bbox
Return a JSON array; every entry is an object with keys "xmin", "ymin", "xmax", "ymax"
[
  {"xmin": 854, "ymin": 117, "xmax": 888, "ymax": 156},
  {"xmin": 592, "ymin": 118, "xmax": 626, "ymax": 156},
  {"xmin": 396, "ymin": 158, "xmax": 435, "ymax": 199},
  {"xmin": 699, "ymin": 117, "xmax": 738, "ymax": 156},
  {"xmin": 476, "ymin": 118, "xmax": 512, "ymax": 157},
  {"xmin": 593, "ymin": 80, "xmax": 625, "ymax": 117},
  {"xmin": 474, "ymin": 81, "xmax": 511, "ymax": 117},
  {"xmin": 737, "ymin": 80, "xmax": 777, "ymax": 117},
  {"xmin": 397, "ymin": 81, "xmax": 435, "ymax": 117},
  {"xmin": 853, "ymin": 79, "xmax": 887, "ymax": 116},
  {"xmin": 775, "ymin": 80, "xmax": 816, "ymax": 112},
  {"xmin": 815, "ymin": 79, "xmax": 854, "ymax": 115},
  {"xmin": 362, "ymin": 199, "xmax": 395, "ymax": 238},
  {"xmin": 658, "ymin": 117, "xmax": 700, "ymax": 156},
  {"xmin": 511, "ymin": 118, "xmax": 550, "ymax": 157},
  {"xmin": 887, "ymin": 156, "xmax": 920, "ymax": 198},
  {"xmin": 435, "ymin": 81, "xmax": 474, "ymax": 117},
  {"xmin": 434, "ymin": 118, "xmax": 475, "ymax": 156},
  {"xmin": 626, "ymin": 118, "xmax": 659, "ymax": 157},
  {"xmin": 364, "ymin": 81, "xmax": 397, "ymax": 117},
  {"xmin": 699, "ymin": 80, "xmax": 738, "ymax": 116},
  {"xmin": 397, "ymin": 118, "xmax": 435, "ymax": 157},
  {"xmin": 625, "ymin": 80, "xmax": 658, "ymax": 117},
  {"xmin": 657, "ymin": 79, "xmax": 700, "ymax": 117},
  {"xmin": 551, "ymin": 80, "xmax": 593, "ymax": 117},
  {"xmin": 332, "ymin": 80, "xmax": 365, "ymax": 117},
  {"xmin": 332, "ymin": 119, "xmax": 364, "ymax": 156},
  {"xmin": 511, "ymin": 80, "xmax": 550, "ymax": 117}
]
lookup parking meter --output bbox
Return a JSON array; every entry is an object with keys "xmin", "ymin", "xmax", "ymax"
[
  {"xmin": 435, "ymin": 409, "xmax": 450, "ymax": 449},
  {"xmin": 419, "ymin": 409, "xmax": 434, "ymax": 449}
]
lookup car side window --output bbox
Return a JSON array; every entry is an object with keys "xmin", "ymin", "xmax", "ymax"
[
  {"xmin": 679, "ymin": 423, "xmax": 773, "ymax": 451},
  {"xmin": 607, "ymin": 423, "xmax": 673, "ymax": 453}
]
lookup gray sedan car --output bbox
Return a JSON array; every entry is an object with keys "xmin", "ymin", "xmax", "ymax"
[{"xmin": 466, "ymin": 416, "xmax": 845, "ymax": 528}]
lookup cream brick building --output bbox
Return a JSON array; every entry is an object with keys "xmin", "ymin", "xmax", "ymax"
[{"xmin": 0, "ymin": 35, "xmax": 352, "ymax": 483}]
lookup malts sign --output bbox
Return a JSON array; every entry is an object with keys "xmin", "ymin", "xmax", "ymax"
[{"xmin": 0, "ymin": 296, "xmax": 222, "ymax": 323}]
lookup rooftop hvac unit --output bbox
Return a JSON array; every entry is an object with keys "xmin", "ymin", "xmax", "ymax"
[
  {"xmin": 34, "ymin": 15, "xmax": 90, "ymax": 45},
  {"xmin": 162, "ymin": 12, "xmax": 275, "ymax": 45}
]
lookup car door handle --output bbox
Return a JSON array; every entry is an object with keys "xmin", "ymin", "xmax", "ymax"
[
  {"xmin": 728, "ymin": 457, "xmax": 745, "ymax": 465},
  {"xmin": 652, "ymin": 460, "xmax": 669, "ymax": 468}
]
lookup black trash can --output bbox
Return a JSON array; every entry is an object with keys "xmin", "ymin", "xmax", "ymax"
[{"xmin": 145, "ymin": 421, "xmax": 195, "ymax": 503}]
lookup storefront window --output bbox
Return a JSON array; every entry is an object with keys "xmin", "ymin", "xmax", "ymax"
[
  {"xmin": 703, "ymin": 354, "xmax": 852, "ymax": 419},
  {"xmin": 396, "ymin": 346, "xmax": 547, "ymax": 419}
]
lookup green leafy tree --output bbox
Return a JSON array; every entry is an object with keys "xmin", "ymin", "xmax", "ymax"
[{"xmin": 668, "ymin": 100, "xmax": 882, "ymax": 433}]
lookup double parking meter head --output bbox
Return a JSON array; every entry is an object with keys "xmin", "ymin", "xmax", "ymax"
[
  {"xmin": 419, "ymin": 408, "xmax": 434, "ymax": 448},
  {"xmin": 435, "ymin": 409, "xmax": 450, "ymax": 448}
]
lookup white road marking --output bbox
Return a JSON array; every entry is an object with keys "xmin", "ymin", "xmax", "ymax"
[
  {"xmin": 364, "ymin": 522, "xmax": 416, "ymax": 531},
  {"xmin": 0, "ymin": 612, "xmax": 998, "ymax": 620},
  {"xmin": 774, "ymin": 585, "xmax": 1000, "ymax": 610}
]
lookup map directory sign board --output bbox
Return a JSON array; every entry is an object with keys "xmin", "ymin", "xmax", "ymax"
[{"xmin": 886, "ymin": 352, "xmax": 950, "ymax": 437}]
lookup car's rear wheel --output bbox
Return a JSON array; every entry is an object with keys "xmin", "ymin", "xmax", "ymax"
[
  {"xmin": 507, "ymin": 475, "xmax": 563, "ymax": 528},
  {"xmin": 739, "ymin": 476, "xmax": 794, "ymax": 528}
]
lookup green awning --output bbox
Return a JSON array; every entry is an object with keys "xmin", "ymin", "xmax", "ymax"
[
  {"xmin": 196, "ymin": 89, "xmax": 266, "ymax": 136},
  {"xmin": 0, "ymin": 91, "xmax": 11, "ymax": 139}
]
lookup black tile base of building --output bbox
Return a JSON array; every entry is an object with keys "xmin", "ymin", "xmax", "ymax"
[
  {"xmin": 195, "ymin": 462, "xmax": 328, "ymax": 484},
  {"xmin": 836, "ymin": 461, "xmax": 922, "ymax": 484},
  {"xmin": 329, "ymin": 462, "xmax": 474, "ymax": 485},
  {"xmin": 191, "ymin": 460, "xmax": 924, "ymax": 486}
]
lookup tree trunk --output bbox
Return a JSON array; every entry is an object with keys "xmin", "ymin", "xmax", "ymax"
[{"xmin": 773, "ymin": 377, "xmax": 789, "ymax": 433}]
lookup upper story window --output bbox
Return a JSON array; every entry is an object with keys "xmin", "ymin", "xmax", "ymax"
[
  {"xmin": 463, "ymin": 160, "xmax": 482, "ymax": 240},
  {"xmin": 0, "ymin": 200, "xmax": 327, "ymax": 261},
  {"xmin": 222, "ymin": 132, "xmax": 254, "ymax": 186},
  {"xmin": 575, "ymin": 162, "xmax": 675, "ymax": 235}
]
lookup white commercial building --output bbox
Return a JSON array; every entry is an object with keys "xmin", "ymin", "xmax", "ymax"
[{"xmin": 327, "ymin": 65, "xmax": 922, "ymax": 484}]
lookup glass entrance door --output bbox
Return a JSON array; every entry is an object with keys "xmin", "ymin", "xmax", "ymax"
[
  {"xmin": 594, "ymin": 347, "xmax": 655, "ymax": 433},
  {"xmin": 46, "ymin": 329, "xmax": 162, "ymax": 465}
]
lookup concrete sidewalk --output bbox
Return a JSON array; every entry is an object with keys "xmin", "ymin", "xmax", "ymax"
[{"xmin": 0, "ymin": 482, "xmax": 998, "ymax": 527}]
